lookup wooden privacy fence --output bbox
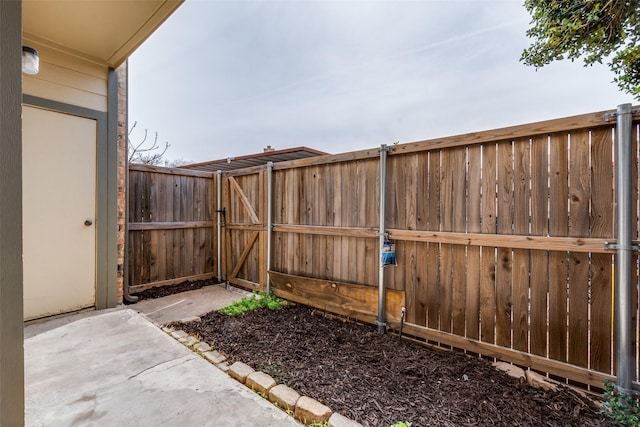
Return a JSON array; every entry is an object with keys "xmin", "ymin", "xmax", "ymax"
[
  {"xmin": 127, "ymin": 164, "xmax": 217, "ymax": 293},
  {"xmin": 221, "ymin": 106, "xmax": 640, "ymax": 388}
]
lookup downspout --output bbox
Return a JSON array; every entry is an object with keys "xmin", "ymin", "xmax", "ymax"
[
  {"xmin": 217, "ymin": 170, "xmax": 223, "ymax": 282},
  {"xmin": 613, "ymin": 103, "xmax": 638, "ymax": 394},
  {"xmin": 266, "ymin": 162, "xmax": 274, "ymax": 294},
  {"xmin": 123, "ymin": 148, "xmax": 138, "ymax": 303},
  {"xmin": 122, "ymin": 61, "xmax": 138, "ymax": 303},
  {"xmin": 377, "ymin": 144, "xmax": 390, "ymax": 334}
]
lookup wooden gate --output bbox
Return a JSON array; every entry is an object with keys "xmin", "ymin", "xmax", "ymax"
[
  {"xmin": 222, "ymin": 168, "xmax": 267, "ymax": 290},
  {"xmin": 128, "ymin": 164, "xmax": 216, "ymax": 292}
]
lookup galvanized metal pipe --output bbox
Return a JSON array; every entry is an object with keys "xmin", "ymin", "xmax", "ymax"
[
  {"xmin": 615, "ymin": 103, "xmax": 636, "ymax": 394},
  {"xmin": 123, "ymin": 138, "xmax": 138, "ymax": 303},
  {"xmin": 122, "ymin": 63, "xmax": 138, "ymax": 303},
  {"xmin": 217, "ymin": 170, "xmax": 223, "ymax": 283},
  {"xmin": 377, "ymin": 144, "xmax": 389, "ymax": 334},
  {"xmin": 266, "ymin": 162, "xmax": 274, "ymax": 294}
]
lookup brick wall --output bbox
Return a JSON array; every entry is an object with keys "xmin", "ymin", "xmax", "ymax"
[{"xmin": 115, "ymin": 62, "xmax": 127, "ymax": 304}]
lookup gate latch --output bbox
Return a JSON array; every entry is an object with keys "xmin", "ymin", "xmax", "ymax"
[{"xmin": 216, "ymin": 208, "xmax": 226, "ymax": 226}]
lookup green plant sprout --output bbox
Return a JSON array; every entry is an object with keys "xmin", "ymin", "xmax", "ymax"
[
  {"xmin": 219, "ymin": 291, "xmax": 284, "ymax": 316},
  {"xmin": 390, "ymin": 422, "xmax": 412, "ymax": 427}
]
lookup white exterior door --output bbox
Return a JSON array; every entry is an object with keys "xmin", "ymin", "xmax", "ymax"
[{"xmin": 22, "ymin": 106, "xmax": 97, "ymax": 320}]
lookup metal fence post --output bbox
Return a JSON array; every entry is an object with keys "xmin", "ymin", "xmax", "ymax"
[
  {"xmin": 217, "ymin": 170, "xmax": 223, "ymax": 283},
  {"xmin": 266, "ymin": 162, "xmax": 274, "ymax": 294},
  {"xmin": 615, "ymin": 103, "xmax": 638, "ymax": 394},
  {"xmin": 377, "ymin": 144, "xmax": 389, "ymax": 334}
]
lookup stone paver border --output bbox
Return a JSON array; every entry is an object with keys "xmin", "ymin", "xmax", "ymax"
[{"xmin": 162, "ymin": 325, "xmax": 363, "ymax": 427}]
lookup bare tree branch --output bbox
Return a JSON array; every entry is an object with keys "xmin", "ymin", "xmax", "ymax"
[{"xmin": 127, "ymin": 122, "xmax": 171, "ymax": 165}]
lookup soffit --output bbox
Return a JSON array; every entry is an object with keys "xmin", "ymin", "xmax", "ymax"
[{"xmin": 23, "ymin": 0, "xmax": 183, "ymax": 68}]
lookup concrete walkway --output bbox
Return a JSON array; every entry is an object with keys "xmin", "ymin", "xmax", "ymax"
[
  {"xmin": 24, "ymin": 286, "xmax": 300, "ymax": 427},
  {"xmin": 131, "ymin": 284, "xmax": 250, "ymax": 326}
]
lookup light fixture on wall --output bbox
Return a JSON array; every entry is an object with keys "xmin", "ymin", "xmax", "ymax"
[{"xmin": 22, "ymin": 46, "xmax": 39, "ymax": 75}]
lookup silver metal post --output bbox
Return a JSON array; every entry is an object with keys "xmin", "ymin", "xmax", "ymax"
[
  {"xmin": 615, "ymin": 103, "xmax": 635, "ymax": 394},
  {"xmin": 217, "ymin": 170, "xmax": 223, "ymax": 283},
  {"xmin": 122, "ymin": 64, "xmax": 138, "ymax": 303},
  {"xmin": 266, "ymin": 162, "xmax": 274, "ymax": 294},
  {"xmin": 377, "ymin": 144, "xmax": 389, "ymax": 334}
]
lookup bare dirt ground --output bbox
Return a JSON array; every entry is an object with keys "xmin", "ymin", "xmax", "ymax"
[{"xmin": 172, "ymin": 300, "xmax": 610, "ymax": 427}]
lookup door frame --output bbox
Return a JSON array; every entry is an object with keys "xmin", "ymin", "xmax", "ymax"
[{"xmin": 23, "ymin": 94, "xmax": 117, "ymax": 309}]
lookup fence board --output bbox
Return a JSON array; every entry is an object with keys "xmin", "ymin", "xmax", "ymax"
[
  {"xmin": 332, "ymin": 165, "xmax": 343, "ymax": 281},
  {"xmin": 480, "ymin": 144, "xmax": 497, "ymax": 344},
  {"xmin": 440, "ymin": 149, "xmax": 455, "ymax": 335},
  {"xmin": 530, "ymin": 135, "xmax": 549, "ymax": 358},
  {"xmin": 496, "ymin": 141, "xmax": 514, "ymax": 348},
  {"xmin": 451, "ymin": 148, "xmax": 467, "ymax": 337},
  {"xmin": 302, "ymin": 167, "xmax": 313, "ymax": 276},
  {"xmin": 171, "ymin": 172, "xmax": 181, "ymax": 277},
  {"xmin": 364, "ymin": 159, "xmax": 378, "ymax": 288},
  {"xmin": 164, "ymin": 173, "xmax": 175, "ymax": 280},
  {"xmin": 403, "ymin": 155, "xmax": 419, "ymax": 321},
  {"xmin": 590, "ymin": 126, "xmax": 614, "ymax": 374},
  {"xmin": 415, "ymin": 152, "xmax": 429, "ymax": 326},
  {"xmin": 427, "ymin": 151, "xmax": 440, "ymax": 330},
  {"xmin": 512, "ymin": 138, "xmax": 530, "ymax": 352},
  {"xmin": 548, "ymin": 132, "xmax": 569, "ymax": 363},
  {"xmin": 568, "ymin": 130, "xmax": 591, "ymax": 370},
  {"xmin": 354, "ymin": 161, "xmax": 366, "ymax": 284},
  {"xmin": 466, "ymin": 146, "xmax": 481, "ymax": 342},
  {"xmin": 339, "ymin": 162, "xmax": 351, "ymax": 284}
]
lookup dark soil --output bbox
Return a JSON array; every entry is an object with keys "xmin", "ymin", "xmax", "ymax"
[
  {"xmin": 177, "ymin": 304, "xmax": 611, "ymax": 427},
  {"xmin": 129, "ymin": 277, "xmax": 221, "ymax": 301}
]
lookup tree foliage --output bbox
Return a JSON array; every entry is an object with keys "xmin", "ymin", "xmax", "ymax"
[{"xmin": 521, "ymin": 1, "xmax": 640, "ymax": 100}]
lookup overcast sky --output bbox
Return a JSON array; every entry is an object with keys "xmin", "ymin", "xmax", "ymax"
[{"xmin": 128, "ymin": 0, "xmax": 631, "ymax": 164}]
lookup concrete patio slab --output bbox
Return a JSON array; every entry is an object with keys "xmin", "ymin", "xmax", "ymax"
[
  {"xmin": 25, "ymin": 308, "xmax": 300, "ymax": 426},
  {"xmin": 131, "ymin": 284, "xmax": 250, "ymax": 326}
]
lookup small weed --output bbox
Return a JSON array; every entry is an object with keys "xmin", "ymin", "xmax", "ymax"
[
  {"xmin": 219, "ymin": 291, "xmax": 284, "ymax": 316},
  {"xmin": 600, "ymin": 380, "xmax": 640, "ymax": 426},
  {"xmin": 258, "ymin": 364, "xmax": 289, "ymax": 385},
  {"xmin": 390, "ymin": 423, "xmax": 412, "ymax": 427}
]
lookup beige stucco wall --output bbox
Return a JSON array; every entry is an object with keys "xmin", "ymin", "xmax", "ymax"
[
  {"xmin": 22, "ymin": 43, "xmax": 127, "ymax": 307},
  {"xmin": 22, "ymin": 39, "xmax": 108, "ymax": 112}
]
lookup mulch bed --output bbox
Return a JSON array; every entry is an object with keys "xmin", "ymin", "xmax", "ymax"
[
  {"xmin": 129, "ymin": 277, "xmax": 221, "ymax": 301},
  {"xmin": 176, "ymin": 303, "xmax": 611, "ymax": 427}
]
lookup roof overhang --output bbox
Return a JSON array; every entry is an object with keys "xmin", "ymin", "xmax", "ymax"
[
  {"xmin": 180, "ymin": 147, "xmax": 330, "ymax": 172},
  {"xmin": 23, "ymin": 0, "xmax": 183, "ymax": 68}
]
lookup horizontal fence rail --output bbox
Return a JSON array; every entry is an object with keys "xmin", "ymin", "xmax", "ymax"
[{"xmin": 220, "ymin": 106, "xmax": 640, "ymax": 389}]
